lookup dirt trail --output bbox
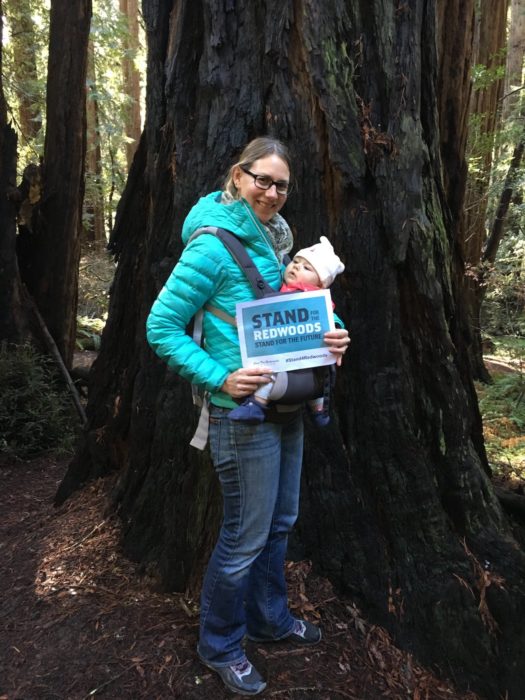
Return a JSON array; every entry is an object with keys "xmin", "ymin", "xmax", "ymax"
[{"xmin": 0, "ymin": 456, "xmax": 480, "ymax": 700}]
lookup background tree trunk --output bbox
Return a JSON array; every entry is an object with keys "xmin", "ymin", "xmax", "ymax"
[
  {"xmin": 464, "ymin": 0, "xmax": 508, "ymax": 265},
  {"xmin": 85, "ymin": 39, "xmax": 106, "ymax": 245},
  {"xmin": 435, "ymin": 2, "xmax": 492, "ymax": 380},
  {"xmin": 58, "ymin": 2, "xmax": 525, "ymax": 698},
  {"xmin": 16, "ymin": 0, "xmax": 92, "ymax": 367},
  {"xmin": 0, "ymin": 2, "xmax": 33, "ymax": 343},
  {"xmin": 436, "ymin": 0, "xmax": 475, "ymax": 231},
  {"xmin": 3, "ymin": 0, "xmax": 41, "ymax": 140},
  {"xmin": 483, "ymin": 138, "xmax": 525, "ymax": 264},
  {"xmin": 461, "ymin": 0, "xmax": 509, "ymax": 380},
  {"xmin": 502, "ymin": 0, "xmax": 525, "ymax": 122},
  {"xmin": 119, "ymin": 0, "xmax": 141, "ymax": 167}
]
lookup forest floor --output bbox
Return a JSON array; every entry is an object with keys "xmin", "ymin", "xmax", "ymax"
[{"xmin": 0, "ymin": 456, "xmax": 485, "ymax": 700}]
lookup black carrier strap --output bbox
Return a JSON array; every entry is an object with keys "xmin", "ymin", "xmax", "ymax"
[
  {"xmin": 193, "ymin": 226, "xmax": 281, "ymax": 298},
  {"xmin": 188, "ymin": 227, "xmax": 301, "ymax": 450}
]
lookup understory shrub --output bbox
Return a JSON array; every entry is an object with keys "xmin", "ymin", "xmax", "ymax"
[
  {"xmin": 481, "ymin": 236, "xmax": 525, "ymax": 337},
  {"xmin": 0, "ymin": 343, "xmax": 78, "ymax": 458}
]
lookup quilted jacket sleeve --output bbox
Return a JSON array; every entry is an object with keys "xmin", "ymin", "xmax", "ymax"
[{"xmin": 146, "ymin": 237, "xmax": 231, "ymax": 393}]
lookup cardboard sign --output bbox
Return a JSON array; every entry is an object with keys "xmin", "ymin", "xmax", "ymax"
[{"xmin": 236, "ymin": 290, "xmax": 336, "ymax": 372}]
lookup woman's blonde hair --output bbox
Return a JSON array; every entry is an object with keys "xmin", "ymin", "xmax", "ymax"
[{"xmin": 223, "ymin": 137, "xmax": 292, "ymax": 197}]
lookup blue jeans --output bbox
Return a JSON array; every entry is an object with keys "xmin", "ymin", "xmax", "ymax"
[{"xmin": 197, "ymin": 405, "xmax": 304, "ymax": 667}]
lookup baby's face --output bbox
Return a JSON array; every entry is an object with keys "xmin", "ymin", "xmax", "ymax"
[{"xmin": 284, "ymin": 256, "xmax": 322, "ymax": 288}]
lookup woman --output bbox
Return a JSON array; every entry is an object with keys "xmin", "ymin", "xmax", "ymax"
[{"xmin": 147, "ymin": 137, "xmax": 349, "ymax": 695}]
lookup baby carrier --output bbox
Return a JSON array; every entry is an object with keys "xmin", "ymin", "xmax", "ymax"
[{"xmin": 188, "ymin": 226, "xmax": 335, "ymax": 448}]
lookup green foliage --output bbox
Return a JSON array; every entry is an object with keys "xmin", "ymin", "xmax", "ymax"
[
  {"xmin": 88, "ymin": 0, "xmax": 142, "ymax": 231},
  {"xmin": 482, "ymin": 234, "xmax": 525, "ymax": 336},
  {"xmin": 471, "ymin": 50, "xmax": 507, "ymax": 92},
  {"xmin": 467, "ymin": 49, "xmax": 508, "ymax": 165},
  {"xmin": 76, "ymin": 316, "xmax": 105, "ymax": 351},
  {"xmin": 492, "ymin": 335, "xmax": 525, "ymax": 359},
  {"xmin": 482, "ymin": 372, "xmax": 524, "ymax": 430},
  {"xmin": 2, "ymin": 0, "xmax": 49, "ymax": 164},
  {"xmin": 477, "ymin": 337, "xmax": 525, "ymax": 482},
  {"xmin": 466, "ymin": 40, "xmax": 524, "ymax": 341},
  {"xmin": 76, "ymin": 246, "xmax": 115, "ymax": 347},
  {"xmin": 467, "ymin": 117, "xmax": 502, "ymax": 177},
  {"xmin": 477, "ymin": 374, "xmax": 525, "ymax": 480},
  {"xmin": 0, "ymin": 344, "xmax": 79, "ymax": 458},
  {"xmin": 77, "ymin": 247, "xmax": 114, "ymax": 316},
  {"xmin": 2, "ymin": 0, "xmax": 145, "ymax": 234}
]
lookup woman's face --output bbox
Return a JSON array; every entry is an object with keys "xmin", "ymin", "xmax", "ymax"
[{"xmin": 233, "ymin": 154, "xmax": 290, "ymax": 223}]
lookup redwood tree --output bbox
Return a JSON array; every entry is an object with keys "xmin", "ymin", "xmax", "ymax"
[
  {"xmin": 16, "ymin": 0, "xmax": 92, "ymax": 366},
  {"xmin": 502, "ymin": 0, "xmax": 525, "ymax": 123},
  {"xmin": 58, "ymin": 2, "xmax": 525, "ymax": 698},
  {"xmin": 461, "ymin": 0, "xmax": 509, "ymax": 380},
  {"xmin": 85, "ymin": 38, "xmax": 106, "ymax": 245},
  {"xmin": 464, "ymin": 0, "xmax": 508, "ymax": 266},
  {"xmin": 0, "ymin": 1, "xmax": 33, "ymax": 343},
  {"xmin": 119, "ymin": 0, "xmax": 141, "ymax": 167}
]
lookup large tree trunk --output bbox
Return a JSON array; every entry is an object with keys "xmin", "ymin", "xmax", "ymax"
[
  {"xmin": 58, "ymin": 2, "xmax": 525, "ymax": 698},
  {"xmin": 16, "ymin": 0, "xmax": 92, "ymax": 367}
]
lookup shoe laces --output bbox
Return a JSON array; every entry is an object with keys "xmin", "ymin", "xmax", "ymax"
[{"xmin": 230, "ymin": 659, "xmax": 252, "ymax": 679}]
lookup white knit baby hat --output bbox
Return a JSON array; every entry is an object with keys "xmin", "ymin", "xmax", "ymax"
[{"xmin": 295, "ymin": 236, "xmax": 345, "ymax": 288}]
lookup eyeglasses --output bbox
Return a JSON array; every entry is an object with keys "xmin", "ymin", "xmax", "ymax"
[{"xmin": 240, "ymin": 166, "xmax": 292, "ymax": 196}]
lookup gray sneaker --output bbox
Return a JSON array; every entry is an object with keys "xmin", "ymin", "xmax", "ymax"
[
  {"xmin": 247, "ymin": 619, "xmax": 322, "ymax": 646},
  {"xmin": 200, "ymin": 656, "xmax": 266, "ymax": 696},
  {"xmin": 286, "ymin": 619, "xmax": 322, "ymax": 646}
]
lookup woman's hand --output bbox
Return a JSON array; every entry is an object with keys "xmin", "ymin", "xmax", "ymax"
[
  {"xmin": 221, "ymin": 367, "xmax": 273, "ymax": 399},
  {"xmin": 324, "ymin": 328, "xmax": 350, "ymax": 366}
]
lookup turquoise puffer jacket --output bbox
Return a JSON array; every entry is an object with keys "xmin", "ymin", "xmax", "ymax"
[{"xmin": 146, "ymin": 192, "xmax": 286, "ymax": 408}]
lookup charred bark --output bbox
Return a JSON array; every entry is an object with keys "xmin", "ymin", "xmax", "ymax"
[{"xmin": 58, "ymin": 2, "xmax": 525, "ymax": 698}]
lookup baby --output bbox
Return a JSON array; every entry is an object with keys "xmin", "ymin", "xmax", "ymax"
[{"xmin": 229, "ymin": 236, "xmax": 345, "ymax": 426}]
